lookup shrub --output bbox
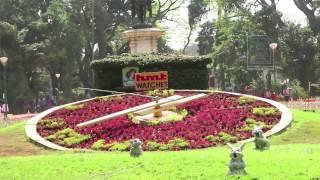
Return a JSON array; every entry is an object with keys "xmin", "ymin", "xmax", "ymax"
[
  {"xmin": 290, "ymin": 79, "xmax": 308, "ymax": 99},
  {"xmin": 91, "ymin": 139, "xmax": 107, "ymax": 151},
  {"xmin": 205, "ymin": 135, "xmax": 219, "ymax": 143},
  {"xmin": 91, "ymin": 54, "xmax": 211, "ymax": 92},
  {"xmin": 238, "ymin": 119, "xmax": 265, "ymax": 132},
  {"xmin": 253, "ymin": 107, "xmax": 278, "ymax": 116},
  {"xmin": 38, "ymin": 118, "xmax": 65, "ymax": 129},
  {"xmin": 146, "ymin": 141, "xmax": 174, "ymax": 151},
  {"xmin": 46, "ymin": 128, "xmax": 90, "ymax": 147},
  {"xmin": 64, "ymin": 104, "xmax": 84, "ymax": 111},
  {"xmin": 107, "ymin": 141, "xmax": 131, "ymax": 151},
  {"xmin": 218, "ymin": 132, "xmax": 238, "ymax": 143},
  {"xmin": 238, "ymin": 96, "xmax": 255, "ymax": 105},
  {"xmin": 168, "ymin": 138, "xmax": 190, "ymax": 150},
  {"xmin": 146, "ymin": 141, "xmax": 162, "ymax": 150}
]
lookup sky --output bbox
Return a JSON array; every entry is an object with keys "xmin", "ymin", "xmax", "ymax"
[{"xmin": 164, "ymin": 0, "xmax": 307, "ymax": 50}]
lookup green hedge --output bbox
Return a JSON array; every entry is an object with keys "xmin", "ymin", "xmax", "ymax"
[{"xmin": 91, "ymin": 54, "xmax": 211, "ymax": 92}]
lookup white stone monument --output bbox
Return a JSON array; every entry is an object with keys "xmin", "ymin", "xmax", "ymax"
[{"xmin": 122, "ymin": 28, "xmax": 164, "ymax": 54}]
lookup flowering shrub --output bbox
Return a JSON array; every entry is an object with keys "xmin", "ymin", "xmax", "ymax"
[{"xmin": 37, "ymin": 92, "xmax": 281, "ymax": 151}]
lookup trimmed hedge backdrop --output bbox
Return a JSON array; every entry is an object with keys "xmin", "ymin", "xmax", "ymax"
[{"xmin": 91, "ymin": 53, "xmax": 212, "ymax": 92}]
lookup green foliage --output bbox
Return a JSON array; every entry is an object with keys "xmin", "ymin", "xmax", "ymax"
[
  {"xmin": 91, "ymin": 140, "xmax": 107, "ymax": 151},
  {"xmin": 218, "ymin": 132, "xmax": 238, "ymax": 143},
  {"xmin": 290, "ymin": 79, "xmax": 308, "ymax": 99},
  {"xmin": 64, "ymin": 104, "xmax": 84, "ymax": 111},
  {"xmin": 0, "ymin": 21, "xmax": 17, "ymax": 49},
  {"xmin": 252, "ymin": 77, "xmax": 266, "ymax": 95},
  {"xmin": 145, "ymin": 138, "xmax": 191, "ymax": 151},
  {"xmin": 168, "ymin": 138, "xmax": 190, "ymax": 150},
  {"xmin": 237, "ymin": 119, "xmax": 269, "ymax": 132},
  {"xmin": 279, "ymin": 24, "xmax": 320, "ymax": 88},
  {"xmin": 92, "ymin": 54, "xmax": 211, "ymax": 91},
  {"xmin": 38, "ymin": 118, "xmax": 65, "ymax": 129},
  {"xmin": 46, "ymin": 128, "xmax": 90, "ymax": 147},
  {"xmin": 196, "ymin": 21, "xmax": 216, "ymax": 55},
  {"xmin": 146, "ymin": 89, "xmax": 175, "ymax": 97},
  {"xmin": 107, "ymin": 141, "xmax": 131, "ymax": 151},
  {"xmin": 253, "ymin": 107, "xmax": 278, "ymax": 116},
  {"xmin": 146, "ymin": 141, "xmax": 170, "ymax": 151},
  {"xmin": 99, "ymin": 96, "xmax": 123, "ymax": 102},
  {"xmin": 238, "ymin": 96, "xmax": 255, "ymax": 105},
  {"xmin": 205, "ymin": 135, "xmax": 219, "ymax": 143}
]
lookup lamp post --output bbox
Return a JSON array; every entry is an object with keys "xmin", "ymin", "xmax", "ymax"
[
  {"xmin": 55, "ymin": 73, "xmax": 61, "ymax": 105},
  {"xmin": 269, "ymin": 43, "xmax": 278, "ymax": 87},
  {"xmin": 0, "ymin": 57, "xmax": 9, "ymax": 120}
]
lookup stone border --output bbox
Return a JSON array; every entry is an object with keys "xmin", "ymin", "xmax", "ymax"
[{"xmin": 25, "ymin": 91, "xmax": 292, "ymax": 151}]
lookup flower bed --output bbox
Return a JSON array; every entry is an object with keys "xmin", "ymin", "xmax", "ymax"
[{"xmin": 36, "ymin": 92, "xmax": 281, "ymax": 151}]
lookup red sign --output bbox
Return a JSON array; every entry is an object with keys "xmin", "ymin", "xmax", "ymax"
[{"xmin": 135, "ymin": 71, "xmax": 168, "ymax": 91}]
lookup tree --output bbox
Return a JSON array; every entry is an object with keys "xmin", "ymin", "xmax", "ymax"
[
  {"xmin": 294, "ymin": 0, "xmax": 320, "ymax": 34},
  {"xmin": 183, "ymin": 0, "xmax": 209, "ymax": 53},
  {"xmin": 279, "ymin": 23, "xmax": 319, "ymax": 88},
  {"xmin": 196, "ymin": 21, "xmax": 216, "ymax": 55}
]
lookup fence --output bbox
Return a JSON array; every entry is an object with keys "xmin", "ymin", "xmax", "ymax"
[{"xmin": 288, "ymin": 99, "xmax": 320, "ymax": 112}]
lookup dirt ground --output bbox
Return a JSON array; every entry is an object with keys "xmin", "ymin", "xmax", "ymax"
[{"xmin": 0, "ymin": 118, "xmax": 50, "ymax": 157}]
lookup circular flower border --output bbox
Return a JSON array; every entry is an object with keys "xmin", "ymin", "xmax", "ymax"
[{"xmin": 25, "ymin": 91, "xmax": 292, "ymax": 151}]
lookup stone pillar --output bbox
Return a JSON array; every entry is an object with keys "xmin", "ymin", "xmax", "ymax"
[{"xmin": 122, "ymin": 28, "xmax": 164, "ymax": 54}]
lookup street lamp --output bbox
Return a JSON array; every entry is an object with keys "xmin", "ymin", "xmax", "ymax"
[
  {"xmin": 55, "ymin": 73, "xmax": 61, "ymax": 105},
  {"xmin": 269, "ymin": 43, "xmax": 278, "ymax": 88},
  {"xmin": 0, "ymin": 57, "xmax": 9, "ymax": 120}
]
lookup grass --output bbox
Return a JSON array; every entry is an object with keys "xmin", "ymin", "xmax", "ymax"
[
  {"xmin": 0, "ymin": 110, "xmax": 319, "ymax": 179},
  {"xmin": 271, "ymin": 110, "xmax": 320, "ymax": 144}
]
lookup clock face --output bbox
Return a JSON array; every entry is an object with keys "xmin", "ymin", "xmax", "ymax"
[{"xmin": 36, "ymin": 90, "xmax": 281, "ymax": 151}]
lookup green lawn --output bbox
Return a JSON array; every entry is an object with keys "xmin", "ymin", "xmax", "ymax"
[{"xmin": 0, "ymin": 110, "xmax": 320, "ymax": 180}]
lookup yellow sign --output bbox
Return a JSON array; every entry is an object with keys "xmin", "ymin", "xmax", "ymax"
[{"xmin": 135, "ymin": 71, "xmax": 168, "ymax": 91}]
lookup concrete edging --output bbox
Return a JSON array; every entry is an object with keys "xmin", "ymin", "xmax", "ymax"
[{"xmin": 25, "ymin": 90, "xmax": 292, "ymax": 150}]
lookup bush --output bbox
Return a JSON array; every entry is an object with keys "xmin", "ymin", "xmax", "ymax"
[
  {"xmin": 38, "ymin": 118, "xmax": 65, "ymax": 129},
  {"xmin": 168, "ymin": 138, "xmax": 190, "ymax": 150},
  {"xmin": 46, "ymin": 128, "xmax": 91, "ymax": 147},
  {"xmin": 290, "ymin": 79, "xmax": 308, "ymax": 99},
  {"xmin": 91, "ymin": 54, "xmax": 211, "ymax": 92},
  {"xmin": 205, "ymin": 135, "xmax": 219, "ymax": 143},
  {"xmin": 107, "ymin": 141, "xmax": 131, "ymax": 151},
  {"xmin": 238, "ymin": 96, "xmax": 255, "ymax": 105},
  {"xmin": 253, "ymin": 107, "xmax": 278, "ymax": 116},
  {"xmin": 91, "ymin": 139, "xmax": 107, "ymax": 151},
  {"xmin": 237, "ymin": 119, "xmax": 266, "ymax": 132},
  {"xmin": 64, "ymin": 104, "xmax": 84, "ymax": 111},
  {"xmin": 218, "ymin": 132, "xmax": 238, "ymax": 143}
]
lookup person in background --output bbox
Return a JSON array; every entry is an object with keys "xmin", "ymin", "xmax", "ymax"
[
  {"xmin": 0, "ymin": 100, "xmax": 3, "ymax": 119},
  {"xmin": 245, "ymin": 83, "xmax": 254, "ymax": 95},
  {"xmin": 264, "ymin": 89, "xmax": 271, "ymax": 99},
  {"xmin": 271, "ymin": 91, "xmax": 277, "ymax": 101},
  {"xmin": 1, "ymin": 100, "xmax": 9, "ymax": 120},
  {"xmin": 282, "ymin": 86, "xmax": 290, "ymax": 104}
]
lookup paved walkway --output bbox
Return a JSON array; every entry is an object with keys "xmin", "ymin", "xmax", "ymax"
[{"xmin": 0, "ymin": 113, "xmax": 36, "ymax": 125}]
